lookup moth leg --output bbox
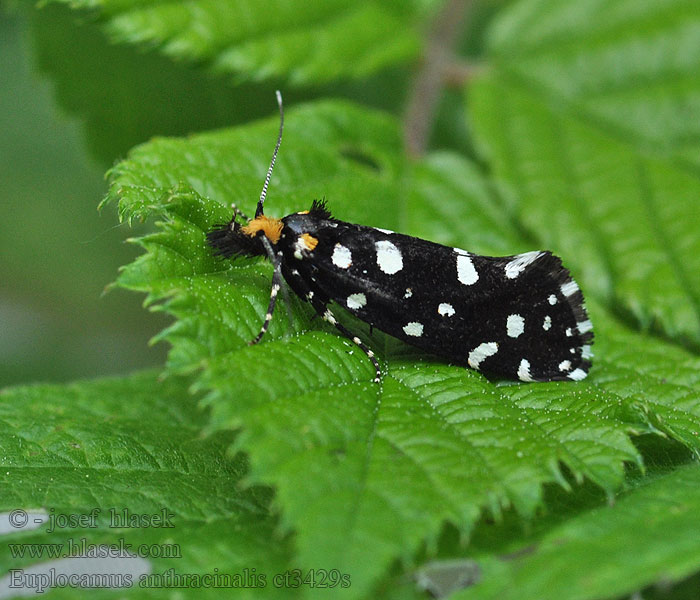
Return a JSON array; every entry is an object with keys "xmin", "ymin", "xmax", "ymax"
[
  {"xmin": 281, "ymin": 266, "xmax": 381, "ymax": 383},
  {"xmin": 249, "ymin": 237, "xmax": 283, "ymax": 346},
  {"xmin": 319, "ymin": 306, "xmax": 382, "ymax": 384},
  {"xmin": 230, "ymin": 203, "xmax": 251, "ymax": 223},
  {"xmin": 275, "ymin": 252, "xmax": 295, "ymax": 334}
]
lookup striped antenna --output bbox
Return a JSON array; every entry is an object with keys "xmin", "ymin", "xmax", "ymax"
[{"xmin": 255, "ymin": 90, "xmax": 284, "ymax": 218}]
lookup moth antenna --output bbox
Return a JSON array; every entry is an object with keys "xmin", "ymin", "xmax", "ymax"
[{"xmin": 255, "ymin": 90, "xmax": 284, "ymax": 218}]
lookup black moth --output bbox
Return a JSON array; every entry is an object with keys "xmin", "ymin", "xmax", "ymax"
[{"xmin": 207, "ymin": 92, "xmax": 593, "ymax": 383}]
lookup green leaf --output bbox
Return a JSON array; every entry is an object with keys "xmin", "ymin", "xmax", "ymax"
[
  {"xmin": 591, "ymin": 306, "xmax": 700, "ymax": 452},
  {"xmin": 46, "ymin": 0, "xmax": 435, "ymax": 85},
  {"xmin": 101, "ymin": 100, "xmax": 700, "ymax": 596},
  {"xmin": 470, "ymin": 0, "xmax": 700, "ymax": 349},
  {"xmin": 484, "ymin": 0, "xmax": 700, "ymax": 166},
  {"xmin": 453, "ymin": 463, "xmax": 700, "ymax": 600},
  {"xmin": 0, "ymin": 371, "xmax": 292, "ymax": 599},
  {"xmin": 19, "ymin": 0, "xmax": 700, "ymax": 597},
  {"xmin": 28, "ymin": 2, "xmax": 288, "ymax": 164}
]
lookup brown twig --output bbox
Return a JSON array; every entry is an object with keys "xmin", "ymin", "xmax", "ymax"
[
  {"xmin": 442, "ymin": 60, "xmax": 484, "ymax": 88},
  {"xmin": 403, "ymin": 0, "xmax": 473, "ymax": 158}
]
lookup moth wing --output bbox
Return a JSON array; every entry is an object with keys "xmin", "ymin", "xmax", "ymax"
[{"xmin": 303, "ymin": 223, "xmax": 591, "ymax": 381}]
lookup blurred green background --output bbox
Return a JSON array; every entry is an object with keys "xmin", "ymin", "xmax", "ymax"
[{"xmin": 2, "ymin": 7, "xmax": 157, "ymax": 385}]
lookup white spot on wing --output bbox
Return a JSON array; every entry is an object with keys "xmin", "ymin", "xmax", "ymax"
[
  {"xmin": 581, "ymin": 345, "xmax": 593, "ymax": 359},
  {"xmin": 404, "ymin": 288, "xmax": 413, "ymax": 299},
  {"xmin": 506, "ymin": 314, "xmax": 525, "ymax": 338},
  {"xmin": 560, "ymin": 280, "xmax": 580, "ymax": 297},
  {"xmin": 347, "ymin": 293, "xmax": 367, "ymax": 310},
  {"xmin": 376, "ymin": 227, "xmax": 394, "ymax": 235},
  {"xmin": 577, "ymin": 319, "xmax": 593, "ymax": 334},
  {"xmin": 293, "ymin": 237, "xmax": 312, "ymax": 259},
  {"xmin": 558, "ymin": 360, "xmax": 572, "ymax": 372},
  {"xmin": 456, "ymin": 253, "xmax": 478, "ymax": 285},
  {"xmin": 505, "ymin": 251, "xmax": 542, "ymax": 279},
  {"xmin": 403, "ymin": 322, "xmax": 423, "ymax": 337},
  {"xmin": 568, "ymin": 368, "xmax": 588, "ymax": 381},
  {"xmin": 468, "ymin": 342, "xmax": 498, "ymax": 370},
  {"xmin": 438, "ymin": 303, "xmax": 455, "ymax": 317},
  {"xmin": 543, "ymin": 315, "xmax": 552, "ymax": 331},
  {"xmin": 517, "ymin": 358, "xmax": 535, "ymax": 382},
  {"xmin": 332, "ymin": 243, "xmax": 352, "ymax": 269},
  {"xmin": 375, "ymin": 240, "xmax": 403, "ymax": 274},
  {"xmin": 548, "ymin": 294, "xmax": 558, "ymax": 305}
]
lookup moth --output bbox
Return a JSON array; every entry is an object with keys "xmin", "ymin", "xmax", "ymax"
[{"xmin": 207, "ymin": 92, "xmax": 593, "ymax": 383}]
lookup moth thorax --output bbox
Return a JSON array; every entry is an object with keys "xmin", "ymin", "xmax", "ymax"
[{"xmin": 241, "ymin": 215, "xmax": 283, "ymax": 244}]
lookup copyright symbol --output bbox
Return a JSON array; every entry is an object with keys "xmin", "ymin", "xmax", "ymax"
[{"xmin": 9, "ymin": 509, "xmax": 28, "ymax": 528}]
